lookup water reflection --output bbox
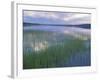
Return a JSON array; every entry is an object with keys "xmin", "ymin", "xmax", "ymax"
[
  {"xmin": 23, "ymin": 25, "xmax": 90, "ymax": 54},
  {"xmin": 31, "ymin": 41, "xmax": 48, "ymax": 52}
]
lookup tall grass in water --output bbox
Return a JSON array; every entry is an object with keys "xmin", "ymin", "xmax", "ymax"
[{"xmin": 23, "ymin": 39, "xmax": 86, "ymax": 69}]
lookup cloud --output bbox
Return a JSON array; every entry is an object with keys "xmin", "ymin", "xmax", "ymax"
[
  {"xmin": 23, "ymin": 10, "xmax": 91, "ymax": 25},
  {"xmin": 63, "ymin": 14, "xmax": 90, "ymax": 21},
  {"xmin": 24, "ymin": 11, "xmax": 59, "ymax": 19},
  {"xmin": 63, "ymin": 14, "xmax": 91, "ymax": 24}
]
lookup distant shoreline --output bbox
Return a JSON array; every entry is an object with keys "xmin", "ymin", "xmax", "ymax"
[{"xmin": 23, "ymin": 23, "xmax": 91, "ymax": 29}]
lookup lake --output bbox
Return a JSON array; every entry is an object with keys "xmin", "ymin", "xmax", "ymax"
[{"xmin": 23, "ymin": 25, "xmax": 91, "ymax": 69}]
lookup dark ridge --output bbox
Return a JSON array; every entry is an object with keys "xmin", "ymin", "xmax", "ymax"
[
  {"xmin": 23, "ymin": 23, "xmax": 41, "ymax": 26},
  {"xmin": 76, "ymin": 24, "xmax": 91, "ymax": 29},
  {"xmin": 23, "ymin": 23, "xmax": 91, "ymax": 29}
]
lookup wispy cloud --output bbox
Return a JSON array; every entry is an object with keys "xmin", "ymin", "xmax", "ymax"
[{"xmin": 23, "ymin": 10, "xmax": 91, "ymax": 25}]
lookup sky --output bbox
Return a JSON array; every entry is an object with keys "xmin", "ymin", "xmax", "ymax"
[{"xmin": 23, "ymin": 10, "xmax": 91, "ymax": 25}]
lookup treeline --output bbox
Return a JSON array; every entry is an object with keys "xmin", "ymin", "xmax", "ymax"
[{"xmin": 23, "ymin": 23, "xmax": 91, "ymax": 29}]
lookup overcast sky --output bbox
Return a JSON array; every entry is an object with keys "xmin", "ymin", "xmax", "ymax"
[{"xmin": 23, "ymin": 10, "xmax": 91, "ymax": 25}]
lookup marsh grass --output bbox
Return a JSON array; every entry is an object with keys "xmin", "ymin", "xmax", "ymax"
[{"xmin": 23, "ymin": 39, "xmax": 86, "ymax": 69}]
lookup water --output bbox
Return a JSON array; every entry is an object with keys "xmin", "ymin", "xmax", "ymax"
[
  {"xmin": 62, "ymin": 41, "xmax": 91, "ymax": 67},
  {"xmin": 24, "ymin": 25, "xmax": 90, "ymax": 35},
  {"xmin": 23, "ymin": 25, "xmax": 91, "ymax": 68}
]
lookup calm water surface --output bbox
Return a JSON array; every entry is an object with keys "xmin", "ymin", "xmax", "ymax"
[{"xmin": 23, "ymin": 25, "xmax": 91, "ymax": 67}]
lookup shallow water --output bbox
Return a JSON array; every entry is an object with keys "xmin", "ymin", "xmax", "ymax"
[
  {"xmin": 61, "ymin": 44, "xmax": 91, "ymax": 67},
  {"xmin": 23, "ymin": 25, "xmax": 91, "ymax": 68},
  {"xmin": 24, "ymin": 25, "xmax": 90, "ymax": 36}
]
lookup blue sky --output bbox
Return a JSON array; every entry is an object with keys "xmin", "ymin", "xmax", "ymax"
[{"xmin": 23, "ymin": 10, "xmax": 91, "ymax": 25}]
